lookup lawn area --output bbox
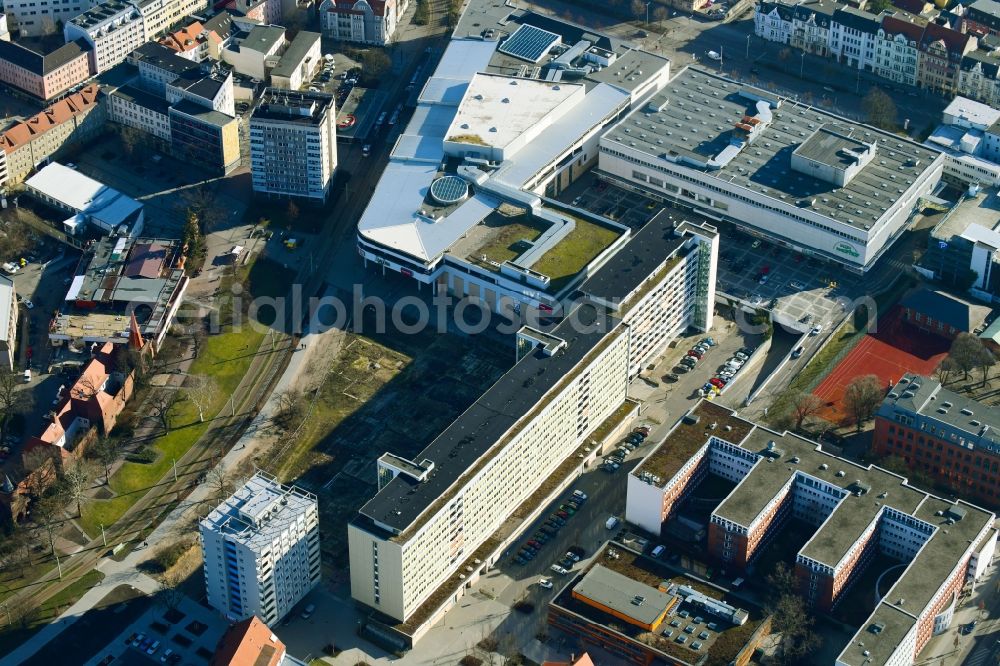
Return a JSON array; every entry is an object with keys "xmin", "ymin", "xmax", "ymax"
[
  {"xmin": 0, "ymin": 560, "xmax": 55, "ymax": 606},
  {"xmin": 0, "ymin": 570, "xmax": 105, "ymax": 654},
  {"xmin": 471, "ymin": 213, "xmax": 548, "ymax": 267},
  {"xmin": 532, "ymin": 215, "xmax": 621, "ymax": 292},
  {"xmin": 80, "ymin": 325, "xmax": 266, "ymax": 537}
]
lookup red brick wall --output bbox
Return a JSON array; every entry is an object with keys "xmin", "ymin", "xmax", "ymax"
[
  {"xmin": 874, "ymin": 415, "xmax": 1000, "ymax": 507},
  {"xmin": 915, "ymin": 556, "xmax": 967, "ymax": 655}
]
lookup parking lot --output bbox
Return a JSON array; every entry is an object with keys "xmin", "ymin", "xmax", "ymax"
[
  {"xmin": 715, "ymin": 227, "xmax": 860, "ymax": 331},
  {"xmin": 83, "ymin": 595, "xmax": 228, "ymax": 666}
]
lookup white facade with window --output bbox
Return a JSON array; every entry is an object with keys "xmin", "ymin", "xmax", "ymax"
[
  {"xmin": 64, "ymin": 0, "xmax": 146, "ymax": 73},
  {"xmin": 200, "ymin": 472, "xmax": 320, "ymax": 625}
]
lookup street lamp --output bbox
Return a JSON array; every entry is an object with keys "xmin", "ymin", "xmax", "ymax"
[
  {"xmin": 646, "ymin": 1, "xmax": 651, "ymax": 24},
  {"xmin": 746, "ymin": 34, "xmax": 751, "ymax": 60},
  {"xmin": 800, "ymin": 51, "xmax": 806, "ymax": 78}
]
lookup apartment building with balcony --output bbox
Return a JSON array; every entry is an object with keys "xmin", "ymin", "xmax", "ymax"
[
  {"xmin": 201, "ymin": 472, "xmax": 320, "ymax": 625},
  {"xmin": 158, "ymin": 12, "xmax": 235, "ymax": 61},
  {"xmin": 754, "ymin": 0, "xmax": 835, "ymax": 56},
  {"xmin": 133, "ymin": 0, "xmax": 208, "ymax": 42},
  {"xmin": 318, "ymin": 0, "xmax": 407, "ymax": 46},
  {"xmin": 626, "ymin": 400, "xmax": 998, "ymax": 666},
  {"xmin": 0, "ymin": 38, "xmax": 92, "ymax": 100},
  {"xmin": 249, "ymin": 88, "xmax": 337, "ymax": 202},
  {"xmin": 64, "ymin": 0, "xmax": 146, "ymax": 73}
]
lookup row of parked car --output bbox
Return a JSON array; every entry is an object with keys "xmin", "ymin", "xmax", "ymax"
[
  {"xmin": 672, "ymin": 337, "xmax": 717, "ymax": 378},
  {"xmin": 125, "ymin": 632, "xmax": 179, "ymax": 663},
  {"xmin": 699, "ymin": 347, "xmax": 753, "ymax": 399},
  {"xmin": 603, "ymin": 426, "xmax": 650, "ymax": 472},
  {"xmin": 513, "ymin": 490, "xmax": 588, "ymax": 566}
]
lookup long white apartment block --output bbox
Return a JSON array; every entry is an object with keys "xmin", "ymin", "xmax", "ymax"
[
  {"xmin": 200, "ymin": 471, "xmax": 320, "ymax": 625},
  {"xmin": 250, "ymin": 88, "xmax": 338, "ymax": 202},
  {"xmin": 64, "ymin": 0, "xmax": 146, "ymax": 73}
]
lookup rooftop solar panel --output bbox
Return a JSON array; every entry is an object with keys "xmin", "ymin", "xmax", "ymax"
[{"xmin": 498, "ymin": 24, "xmax": 561, "ymax": 63}]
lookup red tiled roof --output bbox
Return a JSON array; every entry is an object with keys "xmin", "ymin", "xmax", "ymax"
[
  {"xmin": 159, "ymin": 21, "xmax": 205, "ymax": 53},
  {"xmin": 330, "ymin": 0, "xmax": 389, "ymax": 16},
  {"xmin": 0, "ymin": 84, "xmax": 99, "ymax": 155},
  {"xmin": 211, "ymin": 617, "xmax": 285, "ymax": 666},
  {"xmin": 882, "ymin": 14, "xmax": 973, "ymax": 56}
]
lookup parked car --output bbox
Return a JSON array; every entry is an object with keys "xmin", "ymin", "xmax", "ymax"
[
  {"xmin": 146, "ymin": 641, "xmax": 160, "ymax": 655},
  {"xmin": 573, "ymin": 490, "xmax": 588, "ymax": 501},
  {"xmin": 132, "ymin": 634, "xmax": 146, "ymax": 648},
  {"xmin": 791, "ymin": 345, "xmax": 804, "ymax": 359},
  {"xmin": 300, "ymin": 603, "xmax": 315, "ymax": 620},
  {"xmin": 568, "ymin": 545, "xmax": 586, "ymax": 557},
  {"xmin": 565, "ymin": 551, "xmax": 581, "ymax": 563},
  {"xmin": 539, "ymin": 578, "xmax": 553, "ymax": 589},
  {"xmin": 606, "ymin": 516, "xmax": 620, "ymax": 530},
  {"xmin": 734, "ymin": 351, "xmax": 748, "ymax": 361},
  {"xmin": 706, "ymin": 50, "xmax": 721, "ymax": 60},
  {"xmin": 551, "ymin": 565, "xmax": 569, "ymax": 575},
  {"xmin": 811, "ymin": 324, "xmax": 823, "ymax": 335},
  {"xmin": 514, "ymin": 555, "xmax": 527, "ymax": 565},
  {"xmin": 687, "ymin": 349, "xmax": 703, "ymax": 359},
  {"xmin": 527, "ymin": 539, "xmax": 541, "ymax": 548},
  {"xmin": 709, "ymin": 378, "xmax": 726, "ymax": 388},
  {"xmin": 604, "ymin": 461, "xmax": 620, "ymax": 472},
  {"xmin": 665, "ymin": 372, "xmax": 679, "ymax": 382}
]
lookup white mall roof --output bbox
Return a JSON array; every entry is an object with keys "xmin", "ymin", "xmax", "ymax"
[
  {"xmin": 445, "ymin": 73, "xmax": 583, "ymax": 150},
  {"xmin": 358, "ymin": 37, "xmax": 629, "ymax": 264},
  {"xmin": 25, "ymin": 163, "xmax": 143, "ymax": 232}
]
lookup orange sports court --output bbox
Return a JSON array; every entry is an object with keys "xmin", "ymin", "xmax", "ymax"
[{"xmin": 812, "ymin": 306, "xmax": 950, "ymax": 423}]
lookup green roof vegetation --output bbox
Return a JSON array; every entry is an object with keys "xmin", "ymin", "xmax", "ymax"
[
  {"xmin": 447, "ymin": 133, "xmax": 489, "ymax": 146},
  {"xmin": 533, "ymin": 216, "xmax": 621, "ymax": 292},
  {"xmin": 469, "ymin": 212, "xmax": 549, "ymax": 269}
]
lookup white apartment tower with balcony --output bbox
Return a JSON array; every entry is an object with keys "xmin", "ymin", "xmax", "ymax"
[
  {"xmin": 250, "ymin": 88, "xmax": 338, "ymax": 202},
  {"xmin": 200, "ymin": 471, "xmax": 320, "ymax": 625}
]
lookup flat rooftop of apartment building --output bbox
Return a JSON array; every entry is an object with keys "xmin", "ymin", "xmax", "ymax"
[
  {"xmin": 70, "ymin": 0, "xmax": 135, "ymax": 28},
  {"xmin": 111, "ymin": 84, "xmax": 171, "ymax": 115},
  {"xmin": 883, "ymin": 374, "xmax": 1000, "ymax": 443},
  {"xmin": 580, "ymin": 208, "xmax": 699, "ymax": 305},
  {"xmin": 838, "ymin": 602, "xmax": 917, "ymax": 666},
  {"xmin": 356, "ymin": 303, "xmax": 620, "ymax": 536},
  {"xmin": 133, "ymin": 42, "xmax": 204, "ymax": 77},
  {"xmin": 603, "ymin": 67, "xmax": 940, "ymax": 230},
  {"xmin": 251, "ymin": 88, "xmax": 335, "ymax": 125},
  {"xmin": 270, "ymin": 30, "xmax": 320, "ymax": 79},
  {"xmin": 201, "ymin": 472, "xmax": 316, "ymax": 551},
  {"xmin": 573, "ymin": 564, "xmax": 673, "ymax": 627},
  {"xmin": 0, "ymin": 38, "xmax": 89, "ymax": 75},
  {"xmin": 236, "ymin": 24, "xmax": 285, "ymax": 54},
  {"xmin": 169, "ymin": 99, "xmax": 234, "ymax": 126}
]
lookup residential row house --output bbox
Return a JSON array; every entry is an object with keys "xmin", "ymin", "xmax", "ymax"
[
  {"xmin": 0, "ymin": 84, "xmax": 104, "ymax": 185},
  {"xmin": 0, "ymin": 38, "xmax": 92, "ymax": 101},
  {"xmin": 318, "ymin": 0, "xmax": 409, "ymax": 45},
  {"xmin": 756, "ymin": 0, "xmax": 979, "ymax": 95},
  {"xmin": 157, "ymin": 12, "xmax": 234, "ymax": 62}
]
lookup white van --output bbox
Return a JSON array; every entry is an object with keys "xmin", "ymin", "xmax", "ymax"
[
  {"xmin": 651, "ymin": 545, "xmax": 665, "ymax": 558},
  {"xmin": 23, "ymin": 369, "xmax": 31, "ymax": 383},
  {"xmin": 605, "ymin": 516, "xmax": 620, "ymax": 530}
]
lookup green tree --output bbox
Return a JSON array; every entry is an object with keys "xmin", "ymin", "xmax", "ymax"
[
  {"xmin": 182, "ymin": 210, "xmax": 204, "ymax": 265},
  {"xmin": 868, "ymin": 0, "xmax": 892, "ymax": 12}
]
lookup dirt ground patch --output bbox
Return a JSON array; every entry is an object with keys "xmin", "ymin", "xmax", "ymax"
[{"xmin": 267, "ymin": 327, "xmax": 512, "ymax": 566}]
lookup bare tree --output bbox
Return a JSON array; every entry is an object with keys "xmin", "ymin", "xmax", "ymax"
[
  {"xmin": 148, "ymin": 391, "xmax": 176, "ymax": 433},
  {"xmin": 6, "ymin": 594, "xmax": 39, "ymax": 630},
  {"xmin": 948, "ymin": 333, "xmax": 992, "ymax": 382},
  {"xmin": 273, "ymin": 388, "xmax": 305, "ymax": 430},
  {"xmin": 185, "ymin": 375, "xmax": 217, "ymax": 423},
  {"xmin": 21, "ymin": 448, "xmax": 57, "ymax": 499},
  {"xmin": 88, "ymin": 436, "xmax": 122, "ymax": 485},
  {"xmin": 0, "ymin": 368, "xmax": 30, "ymax": 442},
  {"xmin": 843, "ymin": 374, "xmax": 884, "ymax": 432},
  {"xmin": 764, "ymin": 563, "xmax": 821, "ymax": 665},
  {"xmin": 31, "ymin": 494, "xmax": 61, "ymax": 556},
  {"xmin": 59, "ymin": 459, "xmax": 96, "ymax": 517},
  {"xmin": 935, "ymin": 356, "xmax": 958, "ymax": 386},
  {"xmin": 203, "ymin": 467, "xmax": 233, "ymax": 503},
  {"xmin": 791, "ymin": 393, "xmax": 824, "ymax": 431}
]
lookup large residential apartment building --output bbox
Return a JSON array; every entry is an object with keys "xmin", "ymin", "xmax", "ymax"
[
  {"xmin": 0, "ymin": 39, "xmax": 92, "ymax": 101},
  {"xmin": 250, "ymin": 88, "xmax": 338, "ymax": 202},
  {"xmin": 318, "ymin": 0, "xmax": 408, "ymax": 45},
  {"xmin": 597, "ymin": 67, "xmax": 943, "ymax": 273},
  {"xmin": 755, "ymin": 0, "xmax": 991, "ymax": 98},
  {"xmin": 2, "ymin": 0, "xmax": 100, "ymax": 37},
  {"xmin": 64, "ymin": 0, "xmax": 146, "ymax": 73},
  {"xmin": 626, "ymin": 400, "xmax": 998, "ymax": 666},
  {"xmin": 0, "ymin": 84, "xmax": 103, "ymax": 186},
  {"xmin": 200, "ymin": 472, "xmax": 320, "ymax": 625},
  {"xmin": 873, "ymin": 373, "xmax": 1000, "ymax": 507}
]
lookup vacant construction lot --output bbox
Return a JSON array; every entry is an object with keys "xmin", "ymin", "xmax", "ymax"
[{"xmin": 270, "ymin": 327, "xmax": 512, "ymax": 567}]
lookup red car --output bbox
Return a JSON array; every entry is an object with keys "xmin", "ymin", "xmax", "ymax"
[
  {"xmin": 687, "ymin": 349, "xmax": 704, "ymax": 359},
  {"xmin": 633, "ymin": 426, "xmax": 650, "ymax": 436},
  {"xmin": 709, "ymin": 377, "xmax": 726, "ymax": 388},
  {"xmin": 761, "ymin": 265, "xmax": 771, "ymax": 274},
  {"xmin": 556, "ymin": 510, "xmax": 570, "ymax": 519}
]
